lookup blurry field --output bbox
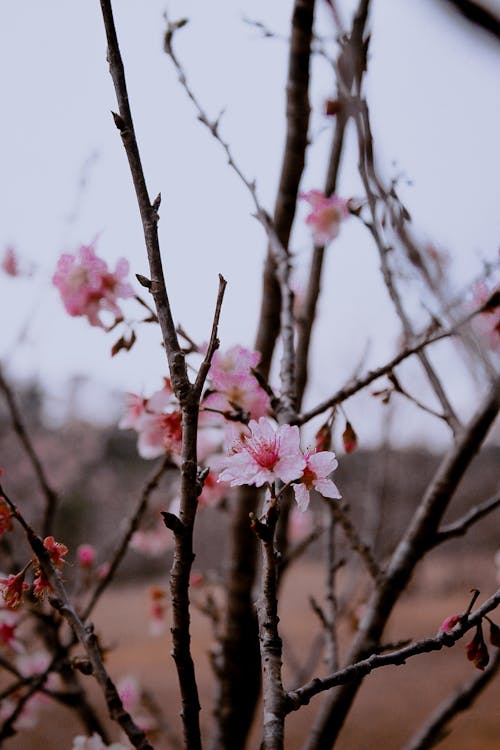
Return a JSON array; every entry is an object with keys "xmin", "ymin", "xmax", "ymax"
[{"xmin": 7, "ymin": 556, "xmax": 500, "ymax": 750}]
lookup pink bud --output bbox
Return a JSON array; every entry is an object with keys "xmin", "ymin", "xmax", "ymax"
[
  {"xmin": 466, "ymin": 624, "xmax": 490, "ymax": 671},
  {"xmin": 342, "ymin": 421, "xmax": 358, "ymax": 453},
  {"xmin": 439, "ymin": 614, "xmax": 461, "ymax": 632},
  {"xmin": 77, "ymin": 544, "xmax": 96, "ymax": 568}
]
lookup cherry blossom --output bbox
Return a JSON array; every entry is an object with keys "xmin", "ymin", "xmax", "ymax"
[
  {"xmin": 218, "ymin": 418, "xmax": 305, "ymax": 487},
  {"xmin": 149, "ymin": 586, "xmax": 168, "ymax": 636},
  {"xmin": 0, "ymin": 572, "xmax": 30, "ymax": 609},
  {"xmin": 292, "ymin": 449, "xmax": 341, "ymax": 512},
  {"xmin": 53, "ymin": 244, "xmax": 134, "ymax": 328},
  {"xmin": 288, "ymin": 506, "xmax": 314, "ymax": 543},
  {"xmin": 1, "ymin": 246, "xmax": 19, "ymax": 276},
  {"xmin": 203, "ymin": 345, "xmax": 270, "ymax": 421},
  {"xmin": 119, "ymin": 380, "xmax": 183, "ymax": 460},
  {"xmin": 43, "ymin": 535, "xmax": 68, "ymax": 568},
  {"xmin": 301, "ymin": 190, "xmax": 349, "ymax": 245},
  {"xmin": 130, "ymin": 521, "xmax": 173, "ymax": 556},
  {"xmin": 32, "ymin": 569, "xmax": 53, "ymax": 600},
  {"xmin": 0, "ymin": 605, "xmax": 23, "ymax": 652}
]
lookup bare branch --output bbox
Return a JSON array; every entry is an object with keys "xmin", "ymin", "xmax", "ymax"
[
  {"xmin": 98, "ymin": 0, "xmax": 188, "ymax": 399},
  {"xmin": 0, "ymin": 367, "xmax": 58, "ymax": 537},
  {"xmin": 432, "ymin": 490, "xmax": 500, "ymax": 546},
  {"xmin": 439, "ymin": 0, "xmax": 500, "ymax": 41},
  {"xmin": 286, "ymin": 588, "xmax": 500, "ymax": 713},
  {"xmin": 331, "ymin": 502, "xmax": 382, "ymax": 582},
  {"xmin": 0, "ymin": 486, "xmax": 153, "ymax": 750}
]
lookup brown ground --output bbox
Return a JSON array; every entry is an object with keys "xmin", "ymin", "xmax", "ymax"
[{"xmin": 7, "ymin": 557, "xmax": 500, "ymax": 750}]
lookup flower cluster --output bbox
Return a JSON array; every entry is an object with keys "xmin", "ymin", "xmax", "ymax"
[
  {"xmin": 203, "ymin": 345, "xmax": 270, "ymax": 422},
  {"xmin": 0, "ymin": 536, "xmax": 68, "ymax": 609},
  {"xmin": 218, "ymin": 417, "xmax": 341, "ymax": 512},
  {"xmin": 53, "ymin": 244, "xmax": 133, "ymax": 328},
  {"xmin": 301, "ymin": 190, "xmax": 349, "ymax": 245},
  {"xmin": 119, "ymin": 379, "xmax": 182, "ymax": 460}
]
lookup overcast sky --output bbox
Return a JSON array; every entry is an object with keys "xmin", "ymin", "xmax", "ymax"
[{"xmin": 0, "ymin": 1, "xmax": 499, "ymax": 447}]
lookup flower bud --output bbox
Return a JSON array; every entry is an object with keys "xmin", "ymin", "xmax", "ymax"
[{"xmin": 466, "ymin": 624, "xmax": 489, "ymax": 670}]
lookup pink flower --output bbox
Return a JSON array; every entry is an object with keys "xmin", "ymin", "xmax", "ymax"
[
  {"xmin": 32, "ymin": 569, "xmax": 53, "ymax": 600},
  {"xmin": 218, "ymin": 418, "xmax": 305, "ymax": 487},
  {"xmin": 149, "ymin": 586, "xmax": 167, "ymax": 636},
  {"xmin": 0, "ymin": 572, "xmax": 29, "ymax": 609},
  {"xmin": 288, "ymin": 506, "xmax": 314, "ymax": 543},
  {"xmin": 301, "ymin": 190, "xmax": 349, "ymax": 245},
  {"xmin": 118, "ymin": 393, "xmax": 147, "ymax": 430},
  {"xmin": 1, "ymin": 247, "xmax": 19, "ymax": 276},
  {"xmin": 292, "ymin": 449, "xmax": 341, "ymax": 512},
  {"xmin": 137, "ymin": 411, "xmax": 183, "ymax": 459},
  {"xmin": 77, "ymin": 544, "xmax": 96, "ymax": 568},
  {"xmin": 204, "ymin": 345, "xmax": 270, "ymax": 421},
  {"xmin": 130, "ymin": 521, "xmax": 173, "ymax": 557},
  {"xmin": 0, "ymin": 606, "xmax": 22, "ymax": 652},
  {"xmin": 53, "ymin": 244, "xmax": 133, "ymax": 328},
  {"xmin": 43, "ymin": 536, "xmax": 68, "ymax": 568}
]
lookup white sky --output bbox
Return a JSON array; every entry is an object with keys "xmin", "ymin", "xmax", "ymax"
[{"xmin": 0, "ymin": 1, "xmax": 499, "ymax": 448}]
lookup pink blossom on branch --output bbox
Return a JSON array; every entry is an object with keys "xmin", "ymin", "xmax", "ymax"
[
  {"xmin": 1, "ymin": 247, "xmax": 19, "ymax": 277},
  {"xmin": 292, "ymin": 449, "xmax": 341, "ymax": 512},
  {"xmin": 301, "ymin": 190, "xmax": 349, "ymax": 245},
  {"xmin": 53, "ymin": 244, "xmax": 134, "ymax": 328},
  {"xmin": 203, "ymin": 344, "xmax": 270, "ymax": 421},
  {"xmin": 218, "ymin": 418, "xmax": 305, "ymax": 487}
]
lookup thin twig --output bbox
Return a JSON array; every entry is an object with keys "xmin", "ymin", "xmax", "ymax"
[
  {"xmin": 0, "ymin": 367, "xmax": 59, "ymax": 536},
  {"xmin": 286, "ymin": 588, "xmax": 500, "ymax": 713},
  {"xmin": 432, "ymin": 490, "xmax": 500, "ymax": 546}
]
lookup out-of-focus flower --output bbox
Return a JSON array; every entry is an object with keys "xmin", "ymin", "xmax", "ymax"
[
  {"xmin": 218, "ymin": 418, "xmax": 305, "ymax": 487},
  {"xmin": 288, "ymin": 506, "xmax": 314, "ymax": 543},
  {"xmin": 1, "ymin": 247, "xmax": 19, "ymax": 276},
  {"xmin": 0, "ymin": 605, "xmax": 23, "ymax": 652},
  {"xmin": 71, "ymin": 734, "xmax": 132, "ymax": 750},
  {"xmin": 131, "ymin": 521, "xmax": 173, "ymax": 557},
  {"xmin": 301, "ymin": 190, "xmax": 349, "ymax": 245},
  {"xmin": 149, "ymin": 586, "xmax": 167, "ymax": 636},
  {"xmin": 466, "ymin": 624, "xmax": 490, "ymax": 670},
  {"xmin": 292, "ymin": 449, "xmax": 341, "ymax": 512},
  {"xmin": 119, "ymin": 380, "xmax": 182, "ymax": 460},
  {"xmin": 0, "ymin": 572, "xmax": 29, "ymax": 609},
  {"xmin": 53, "ymin": 244, "xmax": 133, "ymax": 328},
  {"xmin": 77, "ymin": 544, "xmax": 96, "ymax": 568},
  {"xmin": 471, "ymin": 281, "xmax": 500, "ymax": 352},
  {"xmin": 204, "ymin": 345, "xmax": 270, "ymax": 421}
]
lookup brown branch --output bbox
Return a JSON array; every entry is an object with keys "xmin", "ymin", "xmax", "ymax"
[
  {"xmin": 286, "ymin": 588, "xmax": 500, "ymax": 713},
  {"xmin": 0, "ymin": 487, "xmax": 153, "ymax": 750},
  {"xmin": 98, "ymin": 0, "xmax": 188, "ymax": 400},
  {"xmin": 297, "ymin": 303, "xmax": 487, "ymax": 424},
  {"xmin": 254, "ymin": 501, "xmax": 286, "ymax": 750},
  {"xmin": 349, "ymin": 96, "xmax": 461, "ymax": 435},
  {"xmin": 440, "ymin": 0, "xmax": 500, "ymax": 41},
  {"xmin": 402, "ymin": 646, "xmax": 500, "ymax": 750},
  {"xmin": 303, "ymin": 380, "xmax": 499, "ymax": 749},
  {"xmin": 0, "ymin": 367, "xmax": 58, "ymax": 537},
  {"xmin": 331, "ymin": 502, "xmax": 382, "ymax": 582},
  {"xmin": 295, "ymin": 0, "xmax": 370, "ymax": 407},
  {"xmin": 432, "ymin": 490, "xmax": 500, "ymax": 546},
  {"xmin": 209, "ymin": 3, "xmax": 317, "ymax": 745}
]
